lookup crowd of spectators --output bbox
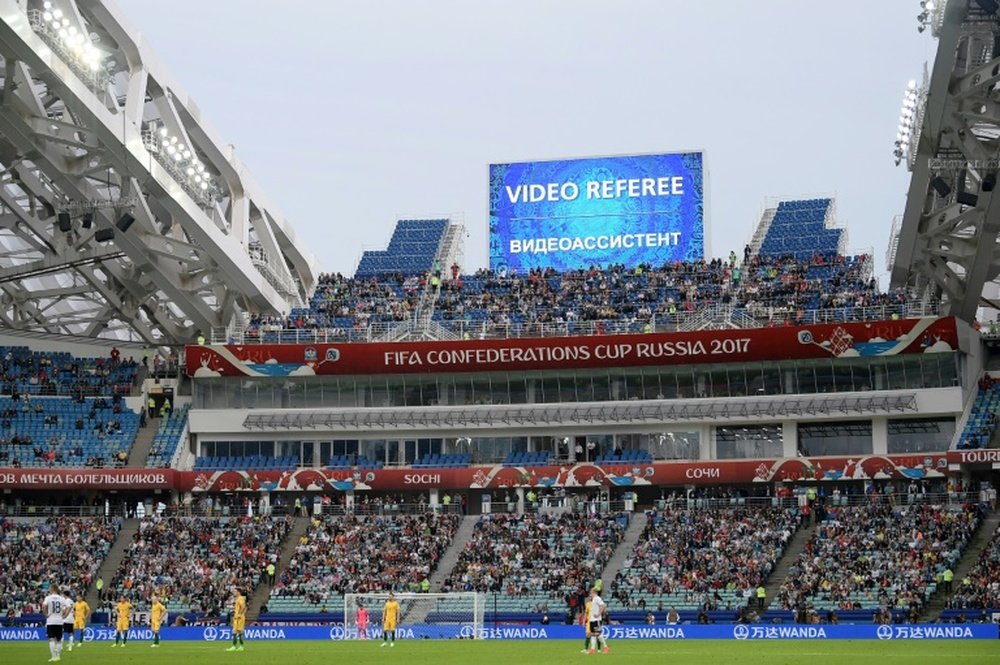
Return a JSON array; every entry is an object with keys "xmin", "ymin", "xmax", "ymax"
[
  {"xmin": 231, "ymin": 252, "xmax": 926, "ymax": 340},
  {"xmin": 0, "ymin": 389, "xmax": 139, "ymax": 467},
  {"xmin": 955, "ymin": 375, "xmax": 1000, "ymax": 450},
  {"xmin": 268, "ymin": 513, "xmax": 459, "ymax": 609},
  {"xmin": 0, "ymin": 346, "xmax": 138, "ymax": 398},
  {"xmin": 776, "ymin": 503, "xmax": 983, "ymax": 614},
  {"xmin": 441, "ymin": 512, "xmax": 625, "ymax": 602},
  {"xmin": 0, "ymin": 517, "xmax": 121, "ymax": 617},
  {"xmin": 609, "ymin": 506, "xmax": 799, "ymax": 612},
  {"xmin": 947, "ymin": 522, "xmax": 1000, "ymax": 611},
  {"xmin": 109, "ymin": 515, "xmax": 292, "ymax": 616},
  {"xmin": 433, "ymin": 254, "xmax": 897, "ymax": 333},
  {"xmin": 0, "ymin": 393, "xmax": 139, "ymax": 468},
  {"xmin": 247, "ymin": 272, "xmax": 424, "ymax": 337}
]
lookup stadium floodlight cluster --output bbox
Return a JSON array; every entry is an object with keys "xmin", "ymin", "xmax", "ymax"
[
  {"xmin": 917, "ymin": 0, "xmax": 936, "ymax": 33},
  {"xmin": 894, "ymin": 80, "xmax": 921, "ymax": 167},
  {"xmin": 142, "ymin": 122, "xmax": 219, "ymax": 206},
  {"xmin": 27, "ymin": 2, "xmax": 106, "ymax": 90}
]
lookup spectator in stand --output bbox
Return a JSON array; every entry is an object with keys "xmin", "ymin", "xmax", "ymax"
[
  {"xmin": 0, "ymin": 517, "xmax": 122, "ymax": 618},
  {"xmin": 947, "ymin": 523, "xmax": 1000, "ymax": 611},
  {"xmin": 270, "ymin": 514, "xmax": 458, "ymax": 610},
  {"xmin": 776, "ymin": 502, "xmax": 981, "ymax": 616},
  {"xmin": 442, "ymin": 512, "xmax": 625, "ymax": 606},
  {"xmin": 609, "ymin": 506, "xmax": 797, "ymax": 612},
  {"xmin": 110, "ymin": 515, "xmax": 292, "ymax": 617}
]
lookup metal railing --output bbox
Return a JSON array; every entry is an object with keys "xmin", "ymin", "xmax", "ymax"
[{"xmin": 216, "ymin": 301, "xmax": 940, "ymax": 345}]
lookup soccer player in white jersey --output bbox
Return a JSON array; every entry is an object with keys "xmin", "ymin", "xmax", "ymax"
[
  {"xmin": 586, "ymin": 587, "xmax": 609, "ymax": 655},
  {"xmin": 42, "ymin": 584, "xmax": 71, "ymax": 662},
  {"xmin": 60, "ymin": 591, "xmax": 74, "ymax": 652}
]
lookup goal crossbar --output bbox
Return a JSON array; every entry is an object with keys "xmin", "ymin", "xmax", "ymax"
[{"xmin": 343, "ymin": 592, "xmax": 484, "ymax": 639}]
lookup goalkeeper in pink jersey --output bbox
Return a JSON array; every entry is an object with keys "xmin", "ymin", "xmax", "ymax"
[{"xmin": 356, "ymin": 603, "xmax": 369, "ymax": 639}]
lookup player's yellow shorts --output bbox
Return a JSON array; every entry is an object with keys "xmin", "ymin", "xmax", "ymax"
[
  {"xmin": 383, "ymin": 621, "xmax": 396, "ymax": 632},
  {"xmin": 233, "ymin": 619, "xmax": 245, "ymax": 633},
  {"xmin": 116, "ymin": 622, "xmax": 129, "ymax": 632},
  {"xmin": 73, "ymin": 621, "xmax": 85, "ymax": 631},
  {"xmin": 151, "ymin": 620, "xmax": 162, "ymax": 632}
]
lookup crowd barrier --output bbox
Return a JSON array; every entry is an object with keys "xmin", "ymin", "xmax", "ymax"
[{"xmin": 0, "ymin": 623, "xmax": 996, "ymax": 641}]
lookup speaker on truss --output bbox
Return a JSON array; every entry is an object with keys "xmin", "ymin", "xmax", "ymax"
[
  {"xmin": 94, "ymin": 228, "xmax": 114, "ymax": 243},
  {"xmin": 929, "ymin": 176, "xmax": 951, "ymax": 198},
  {"xmin": 956, "ymin": 191, "xmax": 979, "ymax": 207},
  {"xmin": 116, "ymin": 213, "xmax": 135, "ymax": 232},
  {"xmin": 57, "ymin": 212, "xmax": 71, "ymax": 232},
  {"xmin": 984, "ymin": 172, "xmax": 997, "ymax": 192},
  {"xmin": 81, "ymin": 213, "xmax": 93, "ymax": 229}
]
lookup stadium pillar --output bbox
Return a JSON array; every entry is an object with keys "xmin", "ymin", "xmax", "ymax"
[
  {"xmin": 781, "ymin": 421, "xmax": 798, "ymax": 458},
  {"xmin": 700, "ymin": 425, "xmax": 713, "ymax": 460},
  {"xmin": 872, "ymin": 417, "xmax": 889, "ymax": 455},
  {"xmin": 345, "ymin": 490, "xmax": 355, "ymax": 513},
  {"xmin": 515, "ymin": 488, "xmax": 525, "ymax": 515},
  {"xmin": 429, "ymin": 489, "xmax": 439, "ymax": 511}
]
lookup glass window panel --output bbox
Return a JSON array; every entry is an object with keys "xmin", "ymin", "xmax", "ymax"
[
  {"xmin": 716, "ymin": 424, "xmax": 783, "ymax": 459},
  {"xmin": 798, "ymin": 421, "xmax": 872, "ymax": 456},
  {"xmin": 887, "ymin": 418, "xmax": 955, "ymax": 453}
]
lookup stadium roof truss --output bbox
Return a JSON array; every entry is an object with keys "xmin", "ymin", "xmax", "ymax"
[
  {"xmin": 240, "ymin": 393, "xmax": 919, "ymax": 436},
  {"xmin": 0, "ymin": 0, "xmax": 318, "ymax": 344},
  {"xmin": 891, "ymin": 0, "xmax": 1000, "ymax": 322}
]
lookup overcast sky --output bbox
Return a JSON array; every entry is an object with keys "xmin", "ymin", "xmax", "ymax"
[{"xmin": 118, "ymin": 0, "xmax": 937, "ymax": 282}]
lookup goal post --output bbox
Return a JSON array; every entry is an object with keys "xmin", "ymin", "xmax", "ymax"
[{"xmin": 343, "ymin": 592, "xmax": 485, "ymax": 639}]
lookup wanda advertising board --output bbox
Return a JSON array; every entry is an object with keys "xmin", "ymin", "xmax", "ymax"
[{"xmin": 186, "ymin": 317, "xmax": 959, "ymax": 378}]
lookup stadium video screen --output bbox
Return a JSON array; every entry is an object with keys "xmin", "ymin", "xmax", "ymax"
[{"xmin": 489, "ymin": 152, "xmax": 705, "ymax": 272}]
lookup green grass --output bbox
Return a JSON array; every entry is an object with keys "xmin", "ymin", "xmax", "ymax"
[{"xmin": 2, "ymin": 640, "xmax": 999, "ymax": 665}]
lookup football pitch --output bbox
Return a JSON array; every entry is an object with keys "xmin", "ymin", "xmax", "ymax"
[{"xmin": 1, "ymin": 640, "xmax": 998, "ymax": 665}]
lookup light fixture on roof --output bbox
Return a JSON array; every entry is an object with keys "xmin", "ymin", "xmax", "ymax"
[
  {"xmin": 146, "ymin": 122, "xmax": 218, "ymax": 205},
  {"xmin": 35, "ymin": 6, "xmax": 105, "ymax": 73},
  {"xmin": 894, "ymin": 80, "xmax": 922, "ymax": 167}
]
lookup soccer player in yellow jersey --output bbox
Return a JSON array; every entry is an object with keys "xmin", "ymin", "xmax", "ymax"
[
  {"xmin": 71, "ymin": 595, "xmax": 89, "ymax": 651},
  {"xmin": 112, "ymin": 597, "xmax": 131, "ymax": 647},
  {"xmin": 150, "ymin": 596, "xmax": 167, "ymax": 648},
  {"xmin": 226, "ymin": 588, "xmax": 247, "ymax": 652},
  {"xmin": 380, "ymin": 592, "xmax": 400, "ymax": 648},
  {"xmin": 580, "ymin": 598, "xmax": 593, "ymax": 654}
]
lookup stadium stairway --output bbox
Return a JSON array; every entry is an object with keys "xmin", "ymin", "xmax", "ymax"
[
  {"xmin": 758, "ymin": 520, "xmax": 817, "ymax": 612},
  {"xmin": 125, "ymin": 417, "xmax": 158, "ymax": 467},
  {"xmin": 248, "ymin": 515, "xmax": 312, "ymax": 621},
  {"xmin": 919, "ymin": 506, "xmax": 1000, "ymax": 621},
  {"xmin": 429, "ymin": 515, "xmax": 480, "ymax": 593},
  {"xmin": 85, "ymin": 517, "xmax": 140, "ymax": 610},
  {"xmin": 598, "ymin": 511, "xmax": 648, "ymax": 590}
]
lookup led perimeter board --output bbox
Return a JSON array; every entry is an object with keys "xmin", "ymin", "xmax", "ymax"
[{"xmin": 489, "ymin": 152, "xmax": 705, "ymax": 272}]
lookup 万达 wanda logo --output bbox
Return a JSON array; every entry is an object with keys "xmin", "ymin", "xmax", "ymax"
[
  {"xmin": 733, "ymin": 625, "xmax": 750, "ymax": 640},
  {"xmin": 203, "ymin": 626, "xmax": 218, "ymax": 641},
  {"xmin": 876, "ymin": 625, "xmax": 894, "ymax": 640}
]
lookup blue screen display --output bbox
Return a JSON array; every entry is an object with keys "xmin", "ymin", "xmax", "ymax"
[{"xmin": 489, "ymin": 152, "xmax": 704, "ymax": 272}]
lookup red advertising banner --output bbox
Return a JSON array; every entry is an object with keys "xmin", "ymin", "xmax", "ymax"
[
  {"xmin": 174, "ymin": 453, "xmax": 950, "ymax": 493},
  {"xmin": 0, "ymin": 469, "xmax": 175, "ymax": 490},
  {"xmin": 0, "ymin": 453, "xmax": 959, "ymax": 491},
  {"xmin": 185, "ymin": 317, "xmax": 959, "ymax": 378},
  {"xmin": 946, "ymin": 449, "xmax": 1000, "ymax": 465}
]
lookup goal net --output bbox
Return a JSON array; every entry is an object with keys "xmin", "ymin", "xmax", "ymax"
[{"xmin": 343, "ymin": 592, "xmax": 485, "ymax": 640}]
